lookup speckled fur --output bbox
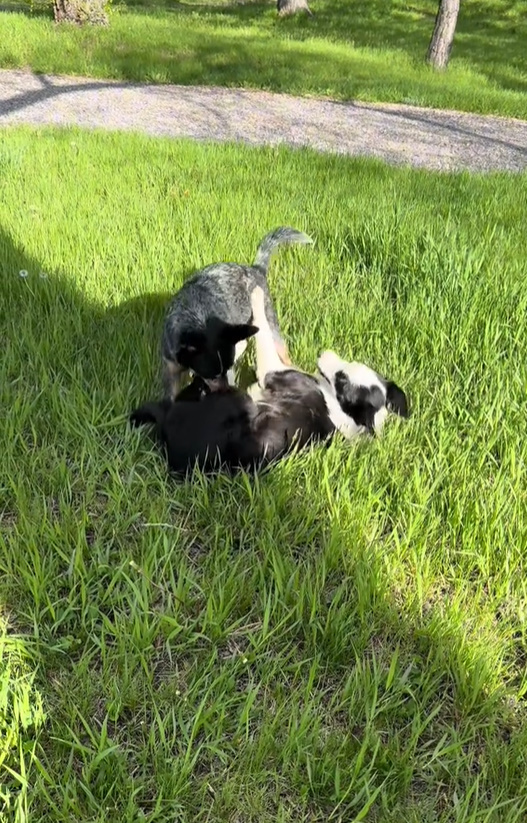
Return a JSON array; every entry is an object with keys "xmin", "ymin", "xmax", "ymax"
[{"xmin": 161, "ymin": 227, "xmax": 312, "ymax": 396}]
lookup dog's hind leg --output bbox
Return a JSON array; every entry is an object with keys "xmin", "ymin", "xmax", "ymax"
[
  {"xmin": 274, "ymin": 337, "xmax": 292, "ymax": 366},
  {"xmin": 250, "ymin": 287, "xmax": 289, "ymax": 386}
]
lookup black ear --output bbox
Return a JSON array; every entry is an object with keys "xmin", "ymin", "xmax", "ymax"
[
  {"xmin": 220, "ymin": 324, "xmax": 259, "ymax": 344},
  {"xmin": 130, "ymin": 399, "xmax": 170, "ymax": 428},
  {"xmin": 386, "ymin": 382, "xmax": 409, "ymax": 418}
]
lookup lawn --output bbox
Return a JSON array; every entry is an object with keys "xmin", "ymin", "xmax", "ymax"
[
  {"xmin": 0, "ymin": 0, "xmax": 526, "ymax": 119},
  {"xmin": 1, "ymin": 126, "xmax": 527, "ymax": 822}
]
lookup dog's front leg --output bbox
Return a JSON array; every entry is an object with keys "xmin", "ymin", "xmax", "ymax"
[
  {"xmin": 162, "ymin": 357, "xmax": 184, "ymax": 400},
  {"xmin": 246, "ymin": 381, "xmax": 264, "ymax": 402}
]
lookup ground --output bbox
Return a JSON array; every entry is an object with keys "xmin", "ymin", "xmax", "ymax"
[
  {"xmin": 2, "ymin": 69, "xmax": 527, "ymax": 172},
  {"xmin": 1, "ymin": 128, "xmax": 527, "ymax": 822}
]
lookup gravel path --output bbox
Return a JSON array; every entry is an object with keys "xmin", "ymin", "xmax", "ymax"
[{"xmin": 1, "ymin": 69, "xmax": 526, "ymax": 172}]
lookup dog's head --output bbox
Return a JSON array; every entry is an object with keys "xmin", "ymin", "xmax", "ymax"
[
  {"xmin": 176, "ymin": 318, "xmax": 258, "ymax": 381},
  {"xmin": 317, "ymin": 350, "xmax": 409, "ymax": 434}
]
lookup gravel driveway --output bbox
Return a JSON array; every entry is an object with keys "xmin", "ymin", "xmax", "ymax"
[{"xmin": 1, "ymin": 69, "xmax": 526, "ymax": 172}]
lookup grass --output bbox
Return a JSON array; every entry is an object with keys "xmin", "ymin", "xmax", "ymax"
[
  {"xmin": 1, "ymin": 125, "xmax": 527, "ymax": 821},
  {"xmin": 0, "ymin": 0, "xmax": 527, "ymax": 119}
]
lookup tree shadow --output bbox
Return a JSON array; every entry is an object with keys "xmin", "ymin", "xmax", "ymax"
[
  {"xmin": 0, "ymin": 72, "xmax": 146, "ymax": 118},
  {"xmin": 109, "ymin": 0, "xmax": 527, "ymax": 96},
  {"xmin": 2, "ymin": 0, "xmax": 526, "ymax": 104}
]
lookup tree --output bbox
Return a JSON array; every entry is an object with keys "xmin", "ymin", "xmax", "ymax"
[
  {"xmin": 53, "ymin": 0, "xmax": 108, "ymax": 25},
  {"xmin": 277, "ymin": 0, "xmax": 313, "ymax": 17},
  {"xmin": 426, "ymin": 0, "xmax": 460, "ymax": 69}
]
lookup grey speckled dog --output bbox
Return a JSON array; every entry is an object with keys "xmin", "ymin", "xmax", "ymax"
[{"xmin": 161, "ymin": 227, "xmax": 312, "ymax": 398}]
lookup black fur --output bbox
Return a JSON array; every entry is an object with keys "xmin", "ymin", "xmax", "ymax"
[
  {"xmin": 175, "ymin": 320, "xmax": 259, "ymax": 380},
  {"xmin": 333, "ymin": 370, "xmax": 387, "ymax": 432},
  {"xmin": 385, "ymin": 381, "xmax": 409, "ymax": 418},
  {"xmin": 131, "ymin": 370, "xmax": 335, "ymax": 476}
]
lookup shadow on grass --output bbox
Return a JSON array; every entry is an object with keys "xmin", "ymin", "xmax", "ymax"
[{"xmin": 117, "ymin": 0, "xmax": 527, "ymax": 98}]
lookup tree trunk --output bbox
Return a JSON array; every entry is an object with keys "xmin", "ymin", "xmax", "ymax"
[
  {"xmin": 277, "ymin": 0, "xmax": 313, "ymax": 17},
  {"xmin": 426, "ymin": 0, "xmax": 460, "ymax": 69},
  {"xmin": 53, "ymin": 0, "xmax": 108, "ymax": 24}
]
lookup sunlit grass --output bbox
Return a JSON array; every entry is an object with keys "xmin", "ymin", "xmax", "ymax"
[{"xmin": 1, "ymin": 126, "xmax": 527, "ymax": 821}]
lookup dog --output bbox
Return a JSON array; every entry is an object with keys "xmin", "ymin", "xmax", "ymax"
[
  {"xmin": 245, "ymin": 303, "xmax": 409, "ymax": 440},
  {"xmin": 132, "ymin": 288, "xmax": 410, "ymax": 476},
  {"xmin": 161, "ymin": 227, "xmax": 312, "ymax": 398},
  {"xmin": 316, "ymin": 351, "xmax": 409, "ymax": 436},
  {"xmin": 131, "ymin": 287, "xmax": 336, "ymax": 475}
]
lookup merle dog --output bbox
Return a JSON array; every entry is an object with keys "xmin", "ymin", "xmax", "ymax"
[{"xmin": 161, "ymin": 227, "xmax": 312, "ymax": 398}]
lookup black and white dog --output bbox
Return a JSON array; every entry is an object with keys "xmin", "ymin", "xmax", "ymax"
[
  {"xmin": 161, "ymin": 227, "xmax": 312, "ymax": 398},
  {"xmin": 131, "ymin": 288, "xmax": 409, "ymax": 476}
]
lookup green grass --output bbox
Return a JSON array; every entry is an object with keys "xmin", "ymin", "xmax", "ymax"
[
  {"xmin": 1, "ymin": 0, "xmax": 527, "ymax": 118},
  {"xmin": 1, "ymin": 126, "xmax": 527, "ymax": 822}
]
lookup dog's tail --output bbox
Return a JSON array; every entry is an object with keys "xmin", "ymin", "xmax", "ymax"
[{"xmin": 253, "ymin": 227, "xmax": 313, "ymax": 274}]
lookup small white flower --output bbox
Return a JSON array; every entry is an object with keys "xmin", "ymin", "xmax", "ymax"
[
  {"xmin": 19, "ymin": 269, "xmax": 28, "ymax": 278},
  {"xmin": 39, "ymin": 271, "xmax": 48, "ymax": 279},
  {"xmin": 242, "ymin": 657, "xmax": 248, "ymax": 664}
]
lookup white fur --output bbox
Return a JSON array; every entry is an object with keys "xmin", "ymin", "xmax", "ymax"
[
  {"xmin": 317, "ymin": 351, "xmax": 385, "ymax": 394},
  {"xmin": 250, "ymin": 287, "xmax": 289, "ymax": 385},
  {"xmin": 373, "ymin": 406, "xmax": 389, "ymax": 435},
  {"xmin": 317, "ymin": 350, "xmax": 391, "ymax": 437}
]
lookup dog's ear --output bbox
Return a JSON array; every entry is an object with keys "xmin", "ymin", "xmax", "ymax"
[
  {"xmin": 220, "ymin": 324, "xmax": 259, "ymax": 344},
  {"xmin": 130, "ymin": 399, "xmax": 170, "ymax": 428},
  {"xmin": 386, "ymin": 382, "xmax": 409, "ymax": 418}
]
